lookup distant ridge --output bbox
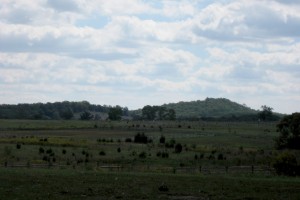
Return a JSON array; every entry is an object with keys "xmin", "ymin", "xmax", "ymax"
[
  {"xmin": 130, "ymin": 98, "xmax": 259, "ymax": 120},
  {"xmin": 0, "ymin": 98, "xmax": 270, "ymax": 121},
  {"xmin": 161, "ymin": 98, "xmax": 258, "ymax": 119}
]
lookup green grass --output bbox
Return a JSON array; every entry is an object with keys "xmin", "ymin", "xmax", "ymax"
[
  {"xmin": 0, "ymin": 120, "xmax": 299, "ymax": 199},
  {"xmin": 0, "ymin": 120, "xmax": 290, "ymax": 168},
  {"xmin": 0, "ymin": 168, "xmax": 299, "ymax": 200}
]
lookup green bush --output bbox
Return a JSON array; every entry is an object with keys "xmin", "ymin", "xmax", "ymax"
[
  {"xmin": 39, "ymin": 147, "xmax": 44, "ymax": 154},
  {"xmin": 16, "ymin": 144, "xmax": 21, "ymax": 149},
  {"xmin": 273, "ymin": 151, "xmax": 299, "ymax": 176},
  {"xmin": 62, "ymin": 149, "xmax": 67, "ymax": 154},
  {"xmin": 159, "ymin": 135, "xmax": 165, "ymax": 144},
  {"xmin": 174, "ymin": 143, "xmax": 182, "ymax": 153},
  {"xmin": 139, "ymin": 151, "xmax": 147, "ymax": 159},
  {"xmin": 99, "ymin": 151, "xmax": 106, "ymax": 156}
]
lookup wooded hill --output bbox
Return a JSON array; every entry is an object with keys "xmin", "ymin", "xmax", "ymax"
[
  {"xmin": 131, "ymin": 98, "xmax": 264, "ymax": 121},
  {"xmin": 163, "ymin": 98, "xmax": 258, "ymax": 120}
]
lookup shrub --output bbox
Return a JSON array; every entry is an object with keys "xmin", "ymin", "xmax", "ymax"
[
  {"xmin": 273, "ymin": 151, "xmax": 299, "ymax": 176},
  {"xmin": 207, "ymin": 154, "xmax": 215, "ymax": 160},
  {"xmin": 174, "ymin": 143, "xmax": 182, "ymax": 153},
  {"xmin": 165, "ymin": 139, "xmax": 176, "ymax": 148},
  {"xmin": 16, "ymin": 144, "xmax": 21, "ymax": 149},
  {"xmin": 42, "ymin": 155, "xmax": 48, "ymax": 161},
  {"xmin": 62, "ymin": 149, "xmax": 67, "ymax": 154},
  {"xmin": 200, "ymin": 153, "xmax": 204, "ymax": 159},
  {"xmin": 117, "ymin": 147, "xmax": 121, "ymax": 153},
  {"xmin": 46, "ymin": 149, "xmax": 52, "ymax": 154},
  {"xmin": 157, "ymin": 151, "xmax": 169, "ymax": 158},
  {"xmin": 163, "ymin": 152, "xmax": 169, "ymax": 158},
  {"xmin": 134, "ymin": 133, "xmax": 148, "ymax": 144},
  {"xmin": 125, "ymin": 138, "xmax": 132, "ymax": 143},
  {"xmin": 99, "ymin": 151, "xmax": 106, "ymax": 156},
  {"xmin": 158, "ymin": 184, "xmax": 169, "ymax": 192},
  {"xmin": 159, "ymin": 135, "xmax": 166, "ymax": 144},
  {"xmin": 139, "ymin": 151, "xmax": 147, "ymax": 159},
  {"xmin": 217, "ymin": 153, "xmax": 224, "ymax": 160},
  {"xmin": 39, "ymin": 147, "xmax": 44, "ymax": 154}
]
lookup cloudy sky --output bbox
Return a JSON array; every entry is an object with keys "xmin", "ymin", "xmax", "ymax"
[{"xmin": 1, "ymin": 0, "xmax": 300, "ymax": 113}]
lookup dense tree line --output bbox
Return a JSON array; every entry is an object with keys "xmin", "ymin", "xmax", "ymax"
[
  {"xmin": 0, "ymin": 101, "xmax": 127, "ymax": 120},
  {"xmin": 142, "ymin": 105, "xmax": 176, "ymax": 120},
  {"xmin": 0, "ymin": 98, "xmax": 282, "ymax": 122}
]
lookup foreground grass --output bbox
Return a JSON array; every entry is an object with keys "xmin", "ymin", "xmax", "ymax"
[{"xmin": 0, "ymin": 168, "xmax": 299, "ymax": 200}]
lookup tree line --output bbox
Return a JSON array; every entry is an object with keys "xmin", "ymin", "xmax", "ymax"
[
  {"xmin": 141, "ymin": 105, "xmax": 176, "ymax": 121},
  {"xmin": 0, "ymin": 100, "xmax": 281, "ymax": 122},
  {"xmin": 0, "ymin": 101, "xmax": 129, "ymax": 120}
]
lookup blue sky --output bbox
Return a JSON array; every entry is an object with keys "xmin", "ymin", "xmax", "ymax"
[{"xmin": 0, "ymin": 0, "xmax": 300, "ymax": 114}]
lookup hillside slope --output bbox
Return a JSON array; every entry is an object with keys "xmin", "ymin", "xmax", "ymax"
[
  {"xmin": 131, "ymin": 98, "xmax": 259, "ymax": 120},
  {"xmin": 163, "ymin": 98, "xmax": 258, "ymax": 118}
]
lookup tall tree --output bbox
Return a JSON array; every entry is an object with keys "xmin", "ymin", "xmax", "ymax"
[
  {"xmin": 108, "ymin": 106, "xmax": 123, "ymax": 120},
  {"xmin": 142, "ymin": 105, "xmax": 156, "ymax": 120},
  {"xmin": 59, "ymin": 108, "xmax": 74, "ymax": 120},
  {"xmin": 80, "ymin": 111, "xmax": 94, "ymax": 120},
  {"xmin": 168, "ymin": 109, "xmax": 176, "ymax": 120},
  {"xmin": 275, "ymin": 112, "xmax": 300, "ymax": 149},
  {"xmin": 258, "ymin": 105, "xmax": 273, "ymax": 121}
]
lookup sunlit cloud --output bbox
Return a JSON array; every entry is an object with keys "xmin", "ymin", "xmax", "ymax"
[{"xmin": 0, "ymin": 0, "xmax": 299, "ymax": 114}]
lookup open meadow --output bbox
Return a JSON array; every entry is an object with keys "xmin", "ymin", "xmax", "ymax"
[{"xmin": 0, "ymin": 119, "xmax": 299, "ymax": 199}]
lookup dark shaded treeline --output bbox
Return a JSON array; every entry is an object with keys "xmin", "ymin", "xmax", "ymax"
[
  {"xmin": 0, "ymin": 101, "xmax": 128, "ymax": 120},
  {"xmin": 0, "ymin": 98, "xmax": 282, "ymax": 121}
]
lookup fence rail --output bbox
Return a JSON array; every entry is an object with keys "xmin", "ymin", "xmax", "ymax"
[{"xmin": 0, "ymin": 162, "xmax": 275, "ymax": 175}]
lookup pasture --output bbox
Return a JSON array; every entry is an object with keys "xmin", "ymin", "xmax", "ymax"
[{"xmin": 0, "ymin": 119, "xmax": 299, "ymax": 199}]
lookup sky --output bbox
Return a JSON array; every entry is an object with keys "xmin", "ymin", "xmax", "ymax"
[{"xmin": 0, "ymin": 0, "xmax": 300, "ymax": 114}]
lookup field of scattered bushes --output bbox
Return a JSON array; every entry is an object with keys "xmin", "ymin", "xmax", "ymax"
[{"xmin": 0, "ymin": 119, "xmax": 299, "ymax": 199}]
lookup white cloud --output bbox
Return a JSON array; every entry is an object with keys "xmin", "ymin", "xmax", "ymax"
[{"xmin": 0, "ymin": 0, "xmax": 299, "ymax": 113}]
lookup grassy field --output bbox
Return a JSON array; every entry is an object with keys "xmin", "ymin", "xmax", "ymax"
[
  {"xmin": 0, "ymin": 119, "xmax": 299, "ymax": 199},
  {"xmin": 1, "ymin": 168, "xmax": 300, "ymax": 200}
]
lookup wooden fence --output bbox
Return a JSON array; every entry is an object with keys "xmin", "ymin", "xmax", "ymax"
[{"xmin": 0, "ymin": 162, "xmax": 275, "ymax": 175}]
